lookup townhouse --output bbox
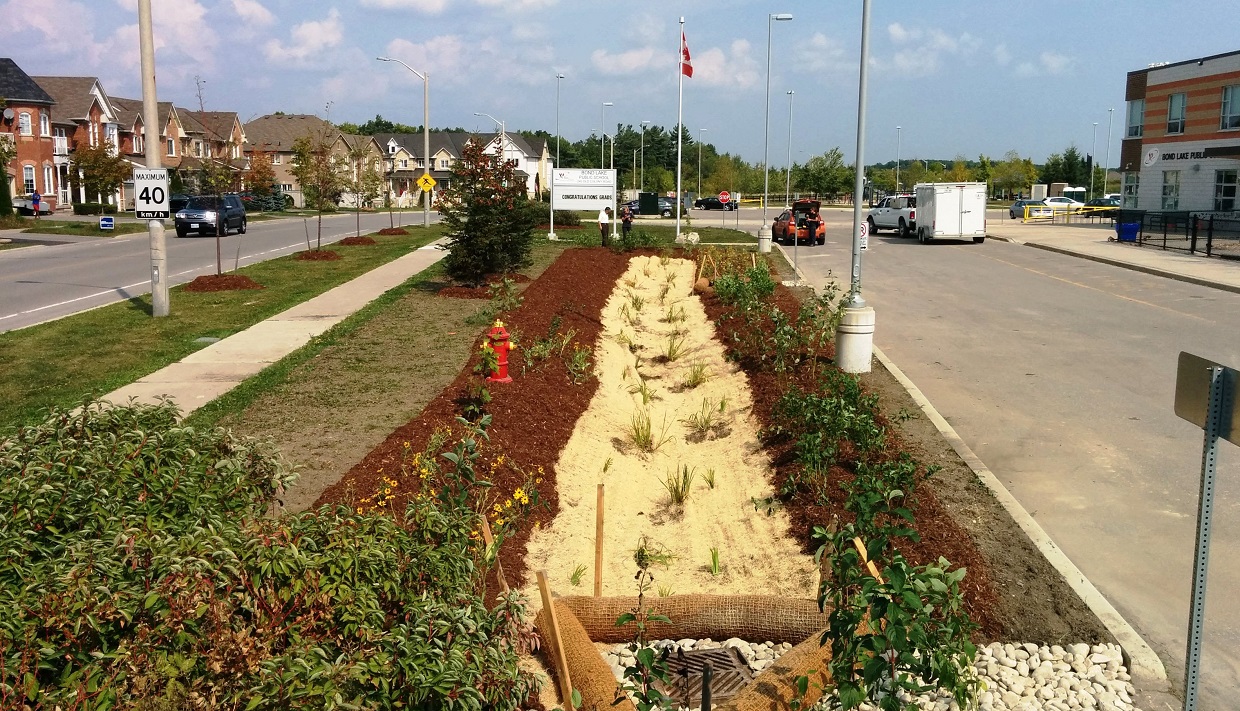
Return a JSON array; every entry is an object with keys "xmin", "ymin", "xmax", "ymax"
[
  {"xmin": 375, "ymin": 131, "xmax": 551, "ymax": 205},
  {"xmin": 1, "ymin": 58, "xmax": 58, "ymax": 210}
]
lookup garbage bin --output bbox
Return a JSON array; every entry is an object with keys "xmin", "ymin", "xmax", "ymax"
[{"xmin": 1116, "ymin": 222, "xmax": 1140, "ymax": 243}]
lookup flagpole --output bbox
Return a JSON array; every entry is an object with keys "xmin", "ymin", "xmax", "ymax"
[{"xmin": 675, "ymin": 17, "xmax": 685, "ymax": 242}]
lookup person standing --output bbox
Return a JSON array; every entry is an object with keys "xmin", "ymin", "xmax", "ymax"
[
  {"xmin": 803, "ymin": 204, "xmax": 821, "ymax": 245},
  {"xmin": 598, "ymin": 206, "xmax": 612, "ymax": 246},
  {"xmin": 31, "ymin": 191, "xmax": 41, "ymax": 219},
  {"xmin": 620, "ymin": 204, "xmax": 633, "ymax": 240}
]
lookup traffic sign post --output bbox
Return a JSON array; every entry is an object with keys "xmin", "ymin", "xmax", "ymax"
[
  {"xmin": 1174, "ymin": 351, "xmax": 1238, "ymax": 711},
  {"xmin": 417, "ymin": 174, "xmax": 437, "ymax": 192},
  {"xmin": 133, "ymin": 168, "xmax": 170, "ymax": 219},
  {"xmin": 860, "ymin": 220, "xmax": 868, "ymax": 251}
]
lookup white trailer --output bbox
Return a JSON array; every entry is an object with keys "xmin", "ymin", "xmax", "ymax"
[{"xmin": 913, "ymin": 182, "xmax": 988, "ymax": 244}]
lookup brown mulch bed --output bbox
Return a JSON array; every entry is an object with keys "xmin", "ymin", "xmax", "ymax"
[
  {"xmin": 297, "ymin": 249, "xmax": 342, "ymax": 261},
  {"xmin": 438, "ymin": 272, "xmax": 534, "ymax": 299},
  {"xmin": 338, "ymin": 236, "xmax": 377, "ymax": 246},
  {"xmin": 315, "ymin": 247, "xmax": 638, "ymax": 598},
  {"xmin": 182, "ymin": 274, "xmax": 264, "ymax": 292},
  {"xmin": 377, "ymin": 228, "xmax": 409, "ymax": 236}
]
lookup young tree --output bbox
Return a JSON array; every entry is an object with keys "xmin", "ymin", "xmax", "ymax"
[
  {"xmin": 70, "ymin": 141, "xmax": 129, "ymax": 204},
  {"xmin": 797, "ymin": 148, "xmax": 854, "ymax": 199},
  {"xmin": 346, "ymin": 143, "xmax": 385, "ymax": 237},
  {"xmin": 290, "ymin": 129, "xmax": 347, "ymax": 250},
  {"xmin": 437, "ymin": 137, "xmax": 538, "ymax": 286}
]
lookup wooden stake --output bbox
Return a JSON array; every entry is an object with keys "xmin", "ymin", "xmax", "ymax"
[
  {"xmin": 595, "ymin": 484, "xmax": 605, "ymax": 597},
  {"xmin": 852, "ymin": 536, "xmax": 885, "ymax": 583},
  {"xmin": 537, "ymin": 570, "xmax": 574, "ymax": 709},
  {"xmin": 480, "ymin": 515, "xmax": 509, "ymax": 594}
]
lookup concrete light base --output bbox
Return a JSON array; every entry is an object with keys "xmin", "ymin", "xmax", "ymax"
[
  {"xmin": 547, "ymin": 232, "xmax": 559, "ymax": 241},
  {"xmin": 835, "ymin": 306, "xmax": 875, "ymax": 373},
  {"xmin": 757, "ymin": 224, "xmax": 773, "ymax": 253}
]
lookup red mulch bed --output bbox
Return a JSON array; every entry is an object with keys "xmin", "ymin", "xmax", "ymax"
[
  {"xmin": 338, "ymin": 236, "xmax": 377, "ymax": 246},
  {"xmin": 377, "ymin": 228, "xmax": 409, "ymax": 236},
  {"xmin": 297, "ymin": 249, "xmax": 342, "ymax": 261},
  {"xmin": 438, "ymin": 272, "xmax": 534, "ymax": 299},
  {"xmin": 182, "ymin": 274, "xmax": 264, "ymax": 292},
  {"xmin": 316, "ymin": 247, "xmax": 638, "ymax": 599},
  {"xmin": 698, "ymin": 282, "xmax": 1003, "ymax": 640}
]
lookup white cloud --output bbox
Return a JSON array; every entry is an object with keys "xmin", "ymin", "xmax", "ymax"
[
  {"xmin": 476, "ymin": 0, "xmax": 557, "ymax": 7},
  {"xmin": 1040, "ymin": 51, "xmax": 1071, "ymax": 74},
  {"xmin": 994, "ymin": 44, "xmax": 1012, "ymax": 66},
  {"xmin": 512, "ymin": 22, "xmax": 548, "ymax": 42},
  {"xmin": 888, "ymin": 23, "xmax": 918, "ymax": 43},
  {"xmin": 360, "ymin": 0, "xmax": 446, "ymax": 11},
  {"xmin": 591, "ymin": 47, "xmax": 661, "ymax": 76},
  {"xmin": 231, "ymin": 0, "xmax": 275, "ymax": 26},
  {"xmin": 873, "ymin": 25, "xmax": 980, "ymax": 78},
  {"xmin": 263, "ymin": 8, "xmax": 343, "ymax": 66},
  {"xmin": 794, "ymin": 32, "xmax": 851, "ymax": 75},
  {"xmin": 692, "ymin": 39, "xmax": 760, "ymax": 89}
]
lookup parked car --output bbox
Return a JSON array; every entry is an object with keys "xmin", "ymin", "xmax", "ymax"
[
  {"xmin": 12, "ymin": 197, "xmax": 53, "ymax": 215},
  {"xmin": 1010, "ymin": 199, "xmax": 1054, "ymax": 219},
  {"xmin": 1080, "ymin": 197, "xmax": 1120, "ymax": 218},
  {"xmin": 1044, "ymin": 196, "xmax": 1084, "ymax": 210},
  {"xmin": 693, "ymin": 196, "xmax": 736, "ymax": 211},
  {"xmin": 629, "ymin": 197, "xmax": 674, "ymax": 217},
  {"xmin": 772, "ymin": 199, "xmax": 826, "ymax": 245},
  {"xmin": 174, "ymin": 194, "xmax": 247, "ymax": 237},
  {"xmin": 866, "ymin": 194, "xmax": 916, "ymax": 236}
]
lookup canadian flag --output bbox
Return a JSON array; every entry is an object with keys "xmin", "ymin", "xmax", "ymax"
[{"xmin": 680, "ymin": 31, "xmax": 693, "ymax": 78}]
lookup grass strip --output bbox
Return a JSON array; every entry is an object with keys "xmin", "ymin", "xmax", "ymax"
[
  {"xmin": 22, "ymin": 222, "xmax": 150, "ymax": 236},
  {"xmin": 0, "ymin": 227, "xmax": 443, "ymax": 432}
]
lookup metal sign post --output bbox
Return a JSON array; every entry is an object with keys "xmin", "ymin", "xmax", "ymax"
[{"xmin": 1173, "ymin": 351, "xmax": 1238, "ymax": 711}]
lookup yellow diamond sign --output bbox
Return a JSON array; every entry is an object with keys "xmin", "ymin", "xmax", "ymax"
[{"xmin": 417, "ymin": 174, "xmax": 437, "ymax": 192}]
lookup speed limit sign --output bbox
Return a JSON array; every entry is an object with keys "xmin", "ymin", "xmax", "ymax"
[{"xmin": 133, "ymin": 168, "xmax": 170, "ymax": 219}]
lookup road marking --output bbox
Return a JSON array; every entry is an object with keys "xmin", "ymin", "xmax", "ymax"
[
  {"xmin": 0, "ymin": 279, "xmax": 150, "ymax": 321},
  {"xmin": 968, "ymin": 249, "xmax": 1211, "ymax": 322}
]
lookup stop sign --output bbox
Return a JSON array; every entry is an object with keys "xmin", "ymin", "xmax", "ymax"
[{"xmin": 718, "ymin": 191, "xmax": 730, "ymax": 203}]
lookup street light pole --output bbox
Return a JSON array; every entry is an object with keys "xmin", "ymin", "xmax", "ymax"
[
  {"xmin": 760, "ymin": 12, "xmax": 793, "ymax": 250},
  {"xmin": 1105, "ymin": 107, "xmax": 1114, "ymax": 198},
  {"xmin": 377, "ymin": 56, "xmax": 430, "ymax": 228},
  {"xmin": 836, "ymin": 0, "xmax": 875, "ymax": 374},
  {"xmin": 697, "ymin": 127, "xmax": 707, "ymax": 196},
  {"xmin": 1090, "ymin": 121, "xmax": 1098, "ymax": 201},
  {"xmin": 551, "ymin": 72, "xmax": 565, "ymax": 240},
  {"xmin": 785, "ymin": 91, "xmax": 794, "ymax": 208},
  {"xmin": 138, "ymin": 0, "xmax": 168, "ymax": 317},
  {"xmin": 640, "ymin": 120, "xmax": 649, "ymax": 192},
  {"xmin": 555, "ymin": 74, "xmax": 565, "ymax": 168},
  {"xmin": 601, "ymin": 102, "xmax": 613, "ymax": 169},
  {"xmin": 895, "ymin": 125, "xmax": 902, "ymax": 192},
  {"xmin": 473, "ymin": 112, "xmax": 506, "ymax": 169}
]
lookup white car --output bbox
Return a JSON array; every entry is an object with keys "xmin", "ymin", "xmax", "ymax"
[
  {"xmin": 1043, "ymin": 196, "xmax": 1083, "ymax": 211},
  {"xmin": 12, "ymin": 197, "xmax": 53, "ymax": 216}
]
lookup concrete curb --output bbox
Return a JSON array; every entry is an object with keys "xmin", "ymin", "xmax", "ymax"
[
  {"xmin": 870, "ymin": 345, "xmax": 1168, "ymax": 684},
  {"xmin": 1023, "ymin": 242, "xmax": 1240, "ymax": 297}
]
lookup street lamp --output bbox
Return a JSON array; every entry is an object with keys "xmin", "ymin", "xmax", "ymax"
[
  {"xmin": 785, "ymin": 91, "xmax": 794, "ymax": 207},
  {"xmin": 1090, "ymin": 121, "xmax": 1098, "ymax": 201},
  {"xmin": 1105, "ymin": 107, "xmax": 1114, "ymax": 199},
  {"xmin": 551, "ymin": 72, "xmax": 565, "ymax": 239},
  {"xmin": 377, "ymin": 56, "xmax": 431, "ymax": 228},
  {"xmin": 640, "ymin": 120, "xmax": 649, "ymax": 192},
  {"xmin": 600, "ymin": 101, "xmax": 613, "ymax": 168},
  {"xmin": 697, "ymin": 128, "xmax": 707, "ymax": 195},
  {"xmin": 761, "ymin": 12, "xmax": 794, "ymax": 246},
  {"xmin": 555, "ymin": 73, "xmax": 565, "ymax": 168},
  {"xmin": 895, "ymin": 125, "xmax": 902, "ymax": 191},
  {"xmin": 473, "ymin": 111, "xmax": 506, "ymax": 167}
]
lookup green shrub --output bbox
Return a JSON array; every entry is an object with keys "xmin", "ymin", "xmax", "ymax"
[
  {"xmin": 615, "ymin": 228, "xmax": 661, "ymax": 252},
  {"xmin": 0, "ymin": 400, "xmax": 538, "ymax": 709},
  {"xmin": 71, "ymin": 201, "xmax": 103, "ymax": 215},
  {"xmin": 553, "ymin": 209, "xmax": 581, "ymax": 226}
]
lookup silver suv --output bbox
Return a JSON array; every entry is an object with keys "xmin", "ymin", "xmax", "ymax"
[{"xmin": 174, "ymin": 194, "xmax": 247, "ymax": 237}]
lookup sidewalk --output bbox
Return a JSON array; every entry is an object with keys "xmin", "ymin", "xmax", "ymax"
[
  {"xmin": 102, "ymin": 241, "xmax": 447, "ymax": 417},
  {"xmin": 985, "ymin": 218, "xmax": 1240, "ymax": 294}
]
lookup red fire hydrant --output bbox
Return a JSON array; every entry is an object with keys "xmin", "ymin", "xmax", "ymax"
[{"xmin": 486, "ymin": 320, "xmax": 513, "ymax": 383}]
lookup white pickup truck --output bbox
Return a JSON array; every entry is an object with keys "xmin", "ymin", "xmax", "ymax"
[{"xmin": 866, "ymin": 194, "xmax": 916, "ymax": 237}]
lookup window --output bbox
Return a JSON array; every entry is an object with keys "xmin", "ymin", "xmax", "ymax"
[
  {"xmin": 44, "ymin": 165, "xmax": 53, "ymax": 195},
  {"xmin": 416, "ymin": 158, "xmax": 424, "ymax": 168},
  {"xmin": 1167, "ymin": 93, "xmax": 1186, "ymax": 134},
  {"xmin": 18, "ymin": 112, "xmax": 31, "ymax": 135},
  {"xmin": 1122, "ymin": 173, "xmax": 1139, "ymax": 208},
  {"xmin": 166, "ymin": 138, "xmax": 175, "ymax": 156},
  {"xmin": 53, "ymin": 128, "xmax": 68, "ymax": 155},
  {"xmin": 134, "ymin": 133, "xmax": 143, "ymax": 153},
  {"xmin": 400, "ymin": 159, "xmax": 408, "ymax": 168},
  {"xmin": 1223, "ymin": 85, "xmax": 1240, "ymax": 130},
  {"xmin": 1216, "ymin": 170, "xmax": 1238, "ymax": 211},
  {"xmin": 439, "ymin": 158, "xmax": 448, "ymax": 168},
  {"xmin": 39, "ymin": 112, "xmax": 49, "ymax": 136},
  {"xmin": 1161, "ymin": 170, "xmax": 1180, "ymax": 210},
  {"xmin": 280, "ymin": 183, "xmax": 293, "ymax": 192},
  {"xmin": 193, "ymin": 140, "xmax": 202, "ymax": 157},
  {"xmin": 23, "ymin": 165, "xmax": 35, "ymax": 194},
  {"xmin": 272, "ymin": 154, "xmax": 282, "ymax": 165},
  {"xmin": 1127, "ymin": 99, "xmax": 1144, "ymax": 138}
]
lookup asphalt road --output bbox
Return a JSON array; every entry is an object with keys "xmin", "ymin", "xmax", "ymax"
[
  {"xmin": 784, "ymin": 208, "xmax": 1239, "ymax": 709},
  {"xmin": 0, "ymin": 210, "xmax": 438, "ymax": 333}
]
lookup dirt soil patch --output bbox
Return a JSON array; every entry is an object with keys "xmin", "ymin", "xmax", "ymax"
[
  {"xmin": 297, "ymin": 249, "xmax": 342, "ymax": 261},
  {"xmin": 183, "ymin": 274, "xmax": 264, "ymax": 292}
]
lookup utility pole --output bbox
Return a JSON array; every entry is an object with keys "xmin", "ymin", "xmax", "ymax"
[{"xmin": 138, "ymin": 0, "xmax": 168, "ymax": 317}]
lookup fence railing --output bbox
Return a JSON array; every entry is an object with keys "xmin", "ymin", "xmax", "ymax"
[{"xmin": 1115, "ymin": 210, "xmax": 1240, "ymax": 259}]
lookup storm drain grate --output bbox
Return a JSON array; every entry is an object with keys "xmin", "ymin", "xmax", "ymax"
[{"xmin": 655, "ymin": 647, "xmax": 754, "ymax": 706}]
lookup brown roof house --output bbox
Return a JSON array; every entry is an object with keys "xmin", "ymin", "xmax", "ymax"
[
  {"xmin": 32, "ymin": 74, "xmax": 124, "ymax": 206},
  {"xmin": 243, "ymin": 113, "xmax": 342, "ymax": 208},
  {"xmin": 0, "ymin": 58, "xmax": 58, "ymax": 211}
]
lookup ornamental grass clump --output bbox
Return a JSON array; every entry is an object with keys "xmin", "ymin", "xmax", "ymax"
[
  {"xmin": 0, "ymin": 400, "xmax": 542, "ymax": 710},
  {"xmin": 661, "ymin": 463, "xmax": 696, "ymax": 506}
]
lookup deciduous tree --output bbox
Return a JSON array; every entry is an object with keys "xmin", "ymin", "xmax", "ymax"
[
  {"xmin": 70, "ymin": 141, "xmax": 129, "ymax": 204},
  {"xmin": 290, "ymin": 129, "xmax": 347, "ymax": 250}
]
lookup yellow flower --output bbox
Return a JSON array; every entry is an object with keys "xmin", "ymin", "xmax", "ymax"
[
  {"xmin": 495, "ymin": 517, "xmax": 504, "ymax": 526},
  {"xmin": 384, "ymin": 488, "xmax": 391, "ymax": 495},
  {"xmin": 494, "ymin": 319, "xmax": 505, "ymax": 328},
  {"xmin": 356, "ymin": 507, "xmax": 363, "ymax": 514}
]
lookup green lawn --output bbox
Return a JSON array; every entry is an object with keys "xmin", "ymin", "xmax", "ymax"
[
  {"xmin": 22, "ymin": 221, "xmax": 151, "ymax": 237},
  {"xmin": 0, "ymin": 226, "xmax": 443, "ymax": 433}
]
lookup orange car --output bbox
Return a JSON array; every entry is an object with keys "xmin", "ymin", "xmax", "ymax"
[{"xmin": 772, "ymin": 200, "xmax": 826, "ymax": 245}]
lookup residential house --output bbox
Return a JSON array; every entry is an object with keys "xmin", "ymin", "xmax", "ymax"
[
  {"xmin": 0, "ymin": 58, "xmax": 57, "ymax": 210},
  {"xmin": 337, "ymin": 133, "xmax": 385, "ymax": 208},
  {"xmin": 32, "ymin": 74, "xmax": 123, "ymax": 207},
  {"xmin": 374, "ymin": 131, "xmax": 551, "ymax": 205},
  {"xmin": 174, "ymin": 107, "xmax": 247, "ymax": 194},
  {"xmin": 110, "ymin": 98, "xmax": 189, "ymax": 179},
  {"xmin": 243, "ymin": 113, "xmax": 341, "ymax": 207}
]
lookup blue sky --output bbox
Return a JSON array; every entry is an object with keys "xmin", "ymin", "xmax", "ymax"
[{"xmin": 3, "ymin": 0, "xmax": 1238, "ymax": 168}]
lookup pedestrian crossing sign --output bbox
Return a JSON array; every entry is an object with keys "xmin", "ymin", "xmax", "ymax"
[{"xmin": 417, "ymin": 174, "xmax": 436, "ymax": 192}]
